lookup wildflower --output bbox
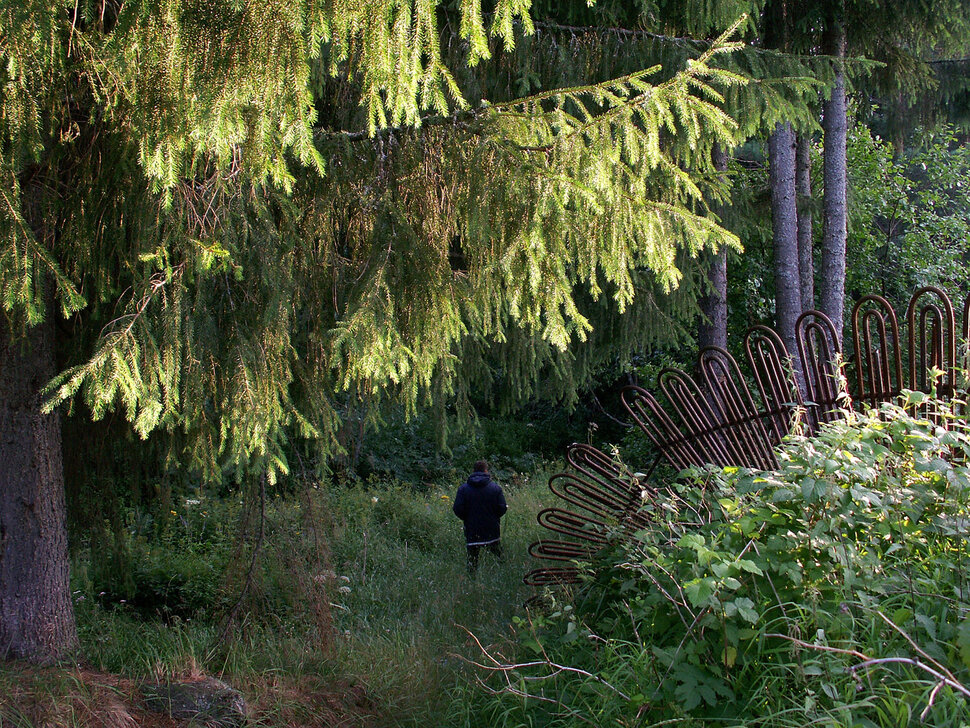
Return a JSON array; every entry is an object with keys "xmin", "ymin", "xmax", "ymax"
[
  {"xmin": 440, "ymin": 495, "xmax": 449, "ymax": 500},
  {"xmin": 170, "ymin": 510, "xmax": 177, "ymax": 515},
  {"xmin": 371, "ymin": 496, "xmax": 379, "ymax": 504}
]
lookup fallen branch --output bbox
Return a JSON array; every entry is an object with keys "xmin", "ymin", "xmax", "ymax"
[
  {"xmin": 456, "ymin": 625, "xmax": 631, "ymax": 701},
  {"xmin": 848, "ymin": 657, "xmax": 970, "ymax": 701},
  {"xmin": 767, "ymin": 629, "xmax": 970, "ymax": 719}
]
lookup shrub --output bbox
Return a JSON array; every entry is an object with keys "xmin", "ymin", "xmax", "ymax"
[{"xmin": 463, "ymin": 393, "xmax": 970, "ymax": 727}]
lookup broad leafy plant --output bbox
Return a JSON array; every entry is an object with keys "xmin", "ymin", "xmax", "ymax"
[{"xmin": 464, "ymin": 394, "xmax": 970, "ymax": 726}]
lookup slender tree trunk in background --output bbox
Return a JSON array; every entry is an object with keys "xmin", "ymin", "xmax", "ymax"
[
  {"xmin": 796, "ymin": 134, "xmax": 815, "ymax": 312},
  {"xmin": 820, "ymin": 13, "xmax": 848, "ymax": 347},
  {"xmin": 769, "ymin": 122, "xmax": 802, "ymax": 367},
  {"xmin": 762, "ymin": 0, "xmax": 804, "ymax": 391},
  {"xmin": 0, "ymin": 308, "xmax": 78, "ymax": 662},
  {"xmin": 698, "ymin": 144, "xmax": 729, "ymax": 351},
  {"xmin": 891, "ymin": 92, "xmax": 907, "ymax": 159}
]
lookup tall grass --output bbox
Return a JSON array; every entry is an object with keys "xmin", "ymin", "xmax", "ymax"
[{"xmin": 64, "ymin": 463, "xmax": 561, "ymax": 725}]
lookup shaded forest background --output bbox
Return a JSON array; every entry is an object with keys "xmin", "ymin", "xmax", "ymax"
[{"xmin": 3, "ymin": 0, "xmax": 970, "ymax": 725}]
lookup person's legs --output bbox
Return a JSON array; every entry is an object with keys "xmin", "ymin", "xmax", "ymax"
[
  {"xmin": 466, "ymin": 544, "xmax": 481, "ymax": 574},
  {"xmin": 486, "ymin": 540, "xmax": 503, "ymax": 563}
]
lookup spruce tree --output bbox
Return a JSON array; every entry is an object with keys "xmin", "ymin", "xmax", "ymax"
[
  {"xmin": 515, "ymin": 0, "xmax": 830, "ymax": 353},
  {"xmin": 0, "ymin": 0, "xmax": 756, "ymax": 660}
]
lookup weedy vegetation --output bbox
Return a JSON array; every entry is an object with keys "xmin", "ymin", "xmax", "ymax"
[
  {"xmin": 6, "ymin": 395, "xmax": 970, "ymax": 727},
  {"xmin": 455, "ymin": 394, "xmax": 970, "ymax": 727},
  {"xmin": 2, "ymin": 462, "xmax": 557, "ymax": 727}
]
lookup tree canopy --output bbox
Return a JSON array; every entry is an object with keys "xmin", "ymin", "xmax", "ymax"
[{"xmin": 2, "ymin": 1, "xmax": 767, "ymax": 486}]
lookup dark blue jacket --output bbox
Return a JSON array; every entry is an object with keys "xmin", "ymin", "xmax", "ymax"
[{"xmin": 453, "ymin": 471, "xmax": 507, "ymax": 544}]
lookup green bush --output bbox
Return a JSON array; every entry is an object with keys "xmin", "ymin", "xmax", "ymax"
[
  {"xmin": 74, "ymin": 498, "xmax": 235, "ymax": 621},
  {"xmin": 462, "ymin": 393, "xmax": 970, "ymax": 727}
]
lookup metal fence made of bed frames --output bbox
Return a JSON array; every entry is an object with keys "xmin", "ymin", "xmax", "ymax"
[{"xmin": 524, "ymin": 285, "xmax": 970, "ymax": 591}]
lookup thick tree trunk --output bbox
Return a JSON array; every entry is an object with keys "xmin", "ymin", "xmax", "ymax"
[
  {"xmin": 796, "ymin": 133, "xmax": 815, "ymax": 312},
  {"xmin": 698, "ymin": 144, "xmax": 729, "ymax": 351},
  {"xmin": 0, "ymin": 312, "xmax": 78, "ymax": 662},
  {"xmin": 820, "ymin": 18, "xmax": 848, "ymax": 347},
  {"xmin": 769, "ymin": 122, "xmax": 801, "ymax": 362}
]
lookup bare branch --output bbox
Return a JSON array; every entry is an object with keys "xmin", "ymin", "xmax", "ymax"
[
  {"xmin": 874, "ymin": 610, "xmax": 959, "ymax": 684},
  {"xmin": 849, "ymin": 657, "xmax": 970, "ymax": 700},
  {"xmin": 765, "ymin": 633, "xmax": 870, "ymax": 661}
]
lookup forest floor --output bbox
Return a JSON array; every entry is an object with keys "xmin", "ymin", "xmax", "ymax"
[{"xmin": 0, "ymin": 661, "xmax": 379, "ymax": 728}]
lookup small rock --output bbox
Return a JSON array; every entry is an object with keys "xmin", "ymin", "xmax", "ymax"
[{"xmin": 141, "ymin": 678, "xmax": 247, "ymax": 727}]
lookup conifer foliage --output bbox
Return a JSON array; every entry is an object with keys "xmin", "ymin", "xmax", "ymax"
[{"xmin": 0, "ymin": 1, "xmax": 751, "ymax": 659}]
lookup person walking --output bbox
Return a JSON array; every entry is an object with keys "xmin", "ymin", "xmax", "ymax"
[{"xmin": 453, "ymin": 460, "xmax": 507, "ymax": 574}]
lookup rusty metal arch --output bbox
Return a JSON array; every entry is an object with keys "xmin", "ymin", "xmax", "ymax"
[
  {"xmin": 528, "ymin": 540, "xmax": 592, "ymax": 563},
  {"xmin": 962, "ymin": 293, "xmax": 970, "ymax": 373},
  {"xmin": 852, "ymin": 294, "xmax": 903, "ymax": 408},
  {"xmin": 524, "ymin": 442, "xmax": 646, "ymax": 591},
  {"xmin": 698, "ymin": 346, "xmax": 778, "ymax": 470},
  {"xmin": 744, "ymin": 324, "xmax": 800, "ymax": 445},
  {"xmin": 620, "ymin": 385, "xmax": 704, "ymax": 471},
  {"xmin": 796, "ymin": 309, "xmax": 847, "ymax": 427},
  {"xmin": 656, "ymin": 366, "xmax": 734, "ymax": 466},
  {"xmin": 527, "ymin": 286, "xmax": 969, "ymax": 602},
  {"xmin": 907, "ymin": 286, "xmax": 956, "ymax": 397},
  {"xmin": 523, "ymin": 566, "xmax": 583, "ymax": 587}
]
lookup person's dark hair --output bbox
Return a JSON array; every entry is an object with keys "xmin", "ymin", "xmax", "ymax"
[{"xmin": 473, "ymin": 460, "xmax": 489, "ymax": 473}]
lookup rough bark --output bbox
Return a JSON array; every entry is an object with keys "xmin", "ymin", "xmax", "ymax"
[
  {"xmin": 0, "ymin": 311, "xmax": 78, "ymax": 662},
  {"xmin": 796, "ymin": 133, "xmax": 815, "ymax": 312},
  {"xmin": 820, "ymin": 16, "xmax": 848, "ymax": 347},
  {"xmin": 697, "ymin": 144, "xmax": 729, "ymax": 351},
  {"xmin": 769, "ymin": 122, "xmax": 801, "ymax": 363}
]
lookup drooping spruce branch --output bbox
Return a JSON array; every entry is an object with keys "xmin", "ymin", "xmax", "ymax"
[{"xmin": 1, "ymin": 2, "xmax": 829, "ymax": 482}]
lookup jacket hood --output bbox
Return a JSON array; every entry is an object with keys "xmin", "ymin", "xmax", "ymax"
[{"xmin": 467, "ymin": 471, "xmax": 491, "ymax": 487}]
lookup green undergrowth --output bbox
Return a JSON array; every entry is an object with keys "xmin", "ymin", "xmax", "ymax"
[
  {"xmin": 59, "ymin": 464, "xmax": 560, "ymax": 726},
  {"xmin": 456, "ymin": 394, "xmax": 970, "ymax": 727}
]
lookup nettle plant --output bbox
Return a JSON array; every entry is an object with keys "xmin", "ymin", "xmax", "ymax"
[{"xmin": 483, "ymin": 394, "xmax": 970, "ymax": 726}]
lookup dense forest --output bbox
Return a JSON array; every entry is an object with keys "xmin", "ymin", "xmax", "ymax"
[{"xmin": 2, "ymin": 1, "xmax": 970, "ymax": 726}]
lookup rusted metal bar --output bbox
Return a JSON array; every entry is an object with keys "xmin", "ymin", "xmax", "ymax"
[
  {"xmin": 524, "ymin": 567, "xmax": 582, "ymax": 587},
  {"xmin": 796, "ymin": 309, "xmax": 847, "ymax": 428},
  {"xmin": 907, "ymin": 286, "xmax": 956, "ymax": 398},
  {"xmin": 536, "ymin": 507, "xmax": 610, "ymax": 545},
  {"xmin": 528, "ymin": 540, "xmax": 593, "ymax": 562},
  {"xmin": 744, "ymin": 325, "xmax": 800, "ymax": 444},
  {"xmin": 548, "ymin": 473, "xmax": 634, "ymax": 522},
  {"xmin": 698, "ymin": 347, "xmax": 778, "ymax": 470},
  {"xmin": 658, "ymin": 367, "xmax": 742, "ymax": 466},
  {"xmin": 852, "ymin": 294, "xmax": 903, "ymax": 409},
  {"xmin": 565, "ymin": 443, "xmax": 640, "ymax": 509},
  {"xmin": 620, "ymin": 385, "xmax": 705, "ymax": 470}
]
